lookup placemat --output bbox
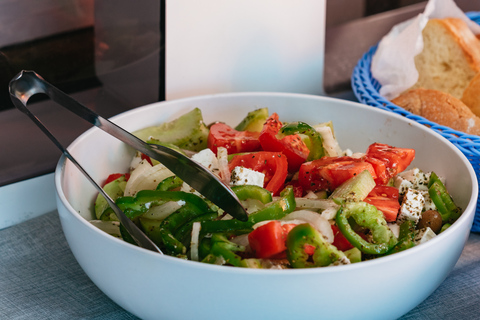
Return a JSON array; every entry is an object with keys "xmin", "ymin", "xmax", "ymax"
[{"xmin": 1, "ymin": 211, "xmax": 480, "ymax": 319}]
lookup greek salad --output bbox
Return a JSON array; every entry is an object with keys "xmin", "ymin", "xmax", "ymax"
[{"xmin": 91, "ymin": 108, "xmax": 462, "ymax": 269}]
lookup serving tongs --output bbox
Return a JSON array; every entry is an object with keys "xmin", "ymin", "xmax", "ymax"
[{"xmin": 9, "ymin": 70, "xmax": 248, "ymax": 254}]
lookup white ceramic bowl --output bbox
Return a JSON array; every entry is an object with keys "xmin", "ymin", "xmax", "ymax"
[{"xmin": 55, "ymin": 92, "xmax": 477, "ymax": 320}]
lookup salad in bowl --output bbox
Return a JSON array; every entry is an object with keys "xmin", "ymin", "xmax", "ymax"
[
  {"xmin": 55, "ymin": 92, "xmax": 477, "ymax": 320},
  {"xmin": 91, "ymin": 107, "xmax": 462, "ymax": 269}
]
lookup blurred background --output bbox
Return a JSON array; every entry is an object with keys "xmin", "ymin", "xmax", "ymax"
[
  {"xmin": 0, "ymin": 0, "xmax": 458, "ymax": 111},
  {"xmin": 1, "ymin": 0, "xmax": 479, "ymax": 186}
]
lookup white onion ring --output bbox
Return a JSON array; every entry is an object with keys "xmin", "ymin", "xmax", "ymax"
[
  {"xmin": 190, "ymin": 222, "xmax": 201, "ymax": 261},
  {"xmin": 141, "ymin": 201, "xmax": 184, "ymax": 220},
  {"xmin": 281, "ymin": 210, "xmax": 334, "ymax": 243}
]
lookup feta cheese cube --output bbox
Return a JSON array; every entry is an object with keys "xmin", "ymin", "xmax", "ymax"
[
  {"xmin": 394, "ymin": 168, "xmax": 431, "ymax": 195},
  {"xmin": 397, "ymin": 188, "xmax": 425, "ymax": 224},
  {"xmin": 387, "ymin": 223, "xmax": 400, "ymax": 239},
  {"xmin": 394, "ymin": 178, "xmax": 414, "ymax": 196},
  {"xmin": 180, "ymin": 149, "xmax": 221, "ymax": 197},
  {"xmin": 418, "ymin": 190, "xmax": 436, "ymax": 211},
  {"xmin": 230, "ymin": 166, "xmax": 265, "ymax": 188},
  {"xmin": 414, "ymin": 227, "xmax": 437, "ymax": 245},
  {"xmin": 191, "ymin": 149, "xmax": 219, "ymax": 175}
]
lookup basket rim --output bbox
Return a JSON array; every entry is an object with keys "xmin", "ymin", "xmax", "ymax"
[{"xmin": 351, "ymin": 11, "xmax": 480, "ymax": 156}]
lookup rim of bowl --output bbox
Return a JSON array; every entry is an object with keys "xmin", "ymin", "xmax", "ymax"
[{"xmin": 54, "ymin": 91, "xmax": 478, "ymax": 275}]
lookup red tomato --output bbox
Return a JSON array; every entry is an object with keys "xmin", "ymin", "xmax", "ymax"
[
  {"xmin": 258, "ymin": 113, "xmax": 309, "ymax": 172},
  {"xmin": 364, "ymin": 185, "xmax": 400, "ymax": 222},
  {"xmin": 298, "ymin": 157, "xmax": 377, "ymax": 192},
  {"xmin": 365, "ymin": 143, "xmax": 415, "ymax": 184},
  {"xmin": 367, "ymin": 185, "xmax": 400, "ymax": 199},
  {"xmin": 208, "ymin": 122, "xmax": 262, "ymax": 154},
  {"xmin": 363, "ymin": 155, "xmax": 388, "ymax": 185},
  {"xmin": 284, "ymin": 180, "xmax": 304, "ymax": 197},
  {"xmin": 140, "ymin": 153, "xmax": 153, "ymax": 165},
  {"xmin": 228, "ymin": 152, "xmax": 288, "ymax": 195},
  {"xmin": 303, "ymin": 244, "xmax": 316, "ymax": 255},
  {"xmin": 103, "ymin": 173, "xmax": 130, "ymax": 187},
  {"xmin": 248, "ymin": 221, "xmax": 296, "ymax": 258},
  {"xmin": 331, "ymin": 225, "xmax": 354, "ymax": 251}
]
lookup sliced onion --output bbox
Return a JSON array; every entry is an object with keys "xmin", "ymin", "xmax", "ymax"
[
  {"xmin": 89, "ymin": 220, "xmax": 121, "ymax": 238},
  {"xmin": 252, "ymin": 218, "xmax": 311, "ymax": 230},
  {"xmin": 320, "ymin": 207, "xmax": 339, "ymax": 220},
  {"xmin": 291, "ymin": 198, "xmax": 339, "ymax": 212},
  {"xmin": 220, "ymin": 213, "xmax": 234, "ymax": 220},
  {"xmin": 241, "ymin": 198, "xmax": 267, "ymax": 214},
  {"xmin": 314, "ymin": 125, "xmax": 342, "ymax": 157},
  {"xmin": 142, "ymin": 201, "xmax": 184, "ymax": 220},
  {"xmin": 217, "ymin": 147, "xmax": 231, "ymax": 184},
  {"xmin": 252, "ymin": 220, "xmax": 275, "ymax": 229},
  {"xmin": 129, "ymin": 152, "xmax": 144, "ymax": 171},
  {"xmin": 190, "ymin": 222, "xmax": 201, "ymax": 261},
  {"xmin": 281, "ymin": 210, "xmax": 334, "ymax": 243},
  {"xmin": 230, "ymin": 233, "xmax": 250, "ymax": 247},
  {"xmin": 124, "ymin": 159, "xmax": 151, "ymax": 194},
  {"xmin": 124, "ymin": 160, "xmax": 174, "ymax": 196},
  {"xmin": 304, "ymin": 191, "xmax": 318, "ymax": 199}
]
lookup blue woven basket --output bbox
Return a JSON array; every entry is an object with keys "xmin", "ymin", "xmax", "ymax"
[{"xmin": 352, "ymin": 12, "xmax": 480, "ymax": 232}]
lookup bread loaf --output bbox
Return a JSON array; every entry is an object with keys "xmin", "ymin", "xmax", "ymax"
[
  {"xmin": 461, "ymin": 72, "xmax": 480, "ymax": 117},
  {"xmin": 410, "ymin": 18, "xmax": 480, "ymax": 99},
  {"xmin": 391, "ymin": 88, "xmax": 480, "ymax": 135}
]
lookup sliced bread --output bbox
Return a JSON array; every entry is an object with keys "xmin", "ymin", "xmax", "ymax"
[
  {"xmin": 410, "ymin": 18, "xmax": 480, "ymax": 99},
  {"xmin": 391, "ymin": 88, "xmax": 480, "ymax": 136},
  {"xmin": 461, "ymin": 72, "xmax": 480, "ymax": 117}
]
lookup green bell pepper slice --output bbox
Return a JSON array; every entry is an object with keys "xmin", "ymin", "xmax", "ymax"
[
  {"xmin": 201, "ymin": 233, "xmax": 261, "ymax": 268},
  {"xmin": 116, "ymin": 190, "xmax": 211, "ymax": 219},
  {"xmin": 335, "ymin": 201, "xmax": 398, "ymax": 255},
  {"xmin": 231, "ymin": 185, "xmax": 273, "ymax": 204},
  {"xmin": 286, "ymin": 223, "xmax": 347, "ymax": 268},
  {"xmin": 139, "ymin": 200, "xmax": 215, "ymax": 256},
  {"xmin": 386, "ymin": 220, "xmax": 416, "ymax": 255},
  {"xmin": 280, "ymin": 121, "xmax": 325, "ymax": 161},
  {"xmin": 428, "ymin": 172, "xmax": 461, "ymax": 223},
  {"xmin": 174, "ymin": 211, "xmax": 219, "ymax": 247},
  {"xmin": 156, "ymin": 176, "xmax": 183, "ymax": 191},
  {"xmin": 200, "ymin": 186, "xmax": 296, "ymax": 234},
  {"xmin": 440, "ymin": 223, "xmax": 451, "ymax": 233}
]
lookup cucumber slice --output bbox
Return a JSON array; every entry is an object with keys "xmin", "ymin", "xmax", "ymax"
[
  {"xmin": 94, "ymin": 176, "xmax": 127, "ymax": 220},
  {"xmin": 329, "ymin": 170, "xmax": 376, "ymax": 202},
  {"xmin": 133, "ymin": 108, "xmax": 209, "ymax": 152},
  {"xmin": 234, "ymin": 107, "xmax": 269, "ymax": 132},
  {"xmin": 344, "ymin": 247, "xmax": 362, "ymax": 263}
]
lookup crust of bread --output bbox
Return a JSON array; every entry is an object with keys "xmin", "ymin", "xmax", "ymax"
[
  {"xmin": 410, "ymin": 18, "xmax": 480, "ymax": 99},
  {"xmin": 461, "ymin": 72, "xmax": 480, "ymax": 117},
  {"xmin": 391, "ymin": 88, "xmax": 480, "ymax": 135}
]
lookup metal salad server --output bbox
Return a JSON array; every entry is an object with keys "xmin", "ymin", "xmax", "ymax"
[{"xmin": 9, "ymin": 70, "xmax": 249, "ymax": 250}]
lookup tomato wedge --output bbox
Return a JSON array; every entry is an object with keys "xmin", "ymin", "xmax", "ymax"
[
  {"xmin": 298, "ymin": 157, "xmax": 377, "ymax": 192},
  {"xmin": 365, "ymin": 143, "xmax": 415, "ymax": 184},
  {"xmin": 140, "ymin": 153, "xmax": 153, "ymax": 165},
  {"xmin": 228, "ymin": 152, "xmax": 288, "ymax": 195},
  {"xmin": 258, "ymin": 113, "xmax": 309, "ymax": 172},
  {"xmin": 363, "ymin": 155, "xmax": 388, "ymax": 185},
  {"xmin": 208, "ymin": 122, "xmax": 262, "ymax": 154},
  {"xmin": 103, "ymin": 173, "xmax": 130, "ymax": 187},
  {"xmin": 364, "ymin": 185, "xmax": 400, "ymax": 222},
  {"xmin": 331, "ymin": 225, "xmax": 354, "ymax": 251},
  {"xmin": 248, "ymin": 221, "xmax": 296, "ymax": 258}
]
